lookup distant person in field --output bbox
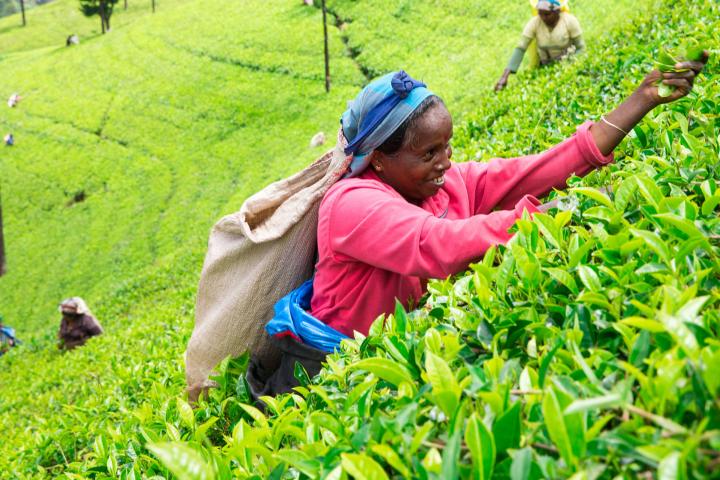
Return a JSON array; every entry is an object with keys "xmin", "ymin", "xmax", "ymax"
[
  {"xmin": 58, "ymin": 297, "xmax": 103, "ymax": 350},
  {"xmin": 66, "ymin": 34, "xmax": 79, "ymax": 47},
  {"xmin": 495, "ymin": 0, "xmax": 585, "ymax": 92},
  {"xmin": 0, "ymin": 317, "xmax": 18, "ymax": 356},
  {"xmin": 254, "ymin": 53, "xmax": 709, "ymax": 396},
  {"xmin": 4, "ymin": 133, "xmax": 14, "ymax": 146},
  {"xmin": 7, "ymin": 93, "xmax": 21, "ymax": 108}
]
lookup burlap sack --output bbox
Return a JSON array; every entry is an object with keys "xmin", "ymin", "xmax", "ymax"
[{"xmin": 186, "ymin": 130, "xmax": 350, "ymax": 400}]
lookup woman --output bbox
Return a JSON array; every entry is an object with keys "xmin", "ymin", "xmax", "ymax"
[
  {"xmin": 253, "ymin": 56, "xmax": 707, "ymax": 398},
  {"xmin": 495, "ymin": 0, "xmax": 584, "ymax": 91},
  {"xmin": 314, "ymin": 57, "xmax": 708, "ymax": 332},
  {"xmin": 0, "ymin": 317, "xmax": 18, "ymax": 355},
  {"xmin": 58, "ymin": 297, "xmax": 103, "ymax": 350}
]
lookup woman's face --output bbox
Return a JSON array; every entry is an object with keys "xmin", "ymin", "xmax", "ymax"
[
  {"xmin": 372, "ymin": 104, "xmax": 453, "ymax": 203},
  {"xmin": 538, "ymin": 9, "xmax": 560, "ymax": 28}
]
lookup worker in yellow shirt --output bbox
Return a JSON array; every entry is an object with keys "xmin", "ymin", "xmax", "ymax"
[{"xmin": 495, "ymin": 0, "xmax": 585, "ymax": 91}]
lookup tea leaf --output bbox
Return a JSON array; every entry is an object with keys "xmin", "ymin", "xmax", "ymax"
[
  {"xmin": 571, "ymin": 187, "xmax": 615, "ymax": 209},
  {"xmin": 352, "ymin": 358, "xmax": 415, "ymax": 391},
  {"xmin": 425, "ymin": 351, "xmax": 460, "ymax": 417},
  {"xmin": 147, "ymin": 442, "xmax": 215, "ymax": 480},
  {"xmin": 466, "ymin": 412, "xmax": 496, "ymax": 480},
  {"xmin": 564, "ymin": 393, "xmax": 623, "ymax": 415},
  {"xmin": 577, "ymin": 265, "xmax": 602, "ymax": 292},
  {"xmin": 544, "ymin": 267, "xmax": 579, "ymax": 295},
  {"xmin": 341, "ymin": 453, "xmax": 389, "ymax": 480},
  {"xmin": 542, "ymin": 388, "xmax": 575, "ymax": 466}
]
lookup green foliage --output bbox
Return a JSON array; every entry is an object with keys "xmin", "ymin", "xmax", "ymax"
[
  {"xmin": 324, "ymin": 0, "xmax": 652, "ymax": 113},
  {"xmin": 0, "ymin": 0, "xmax": 42, "ymax": 20},
  {"xmin": 0, "ymin": 0, "xmax": 360, "ymax": 476},
  {"xmin": 78, "ymin": 0, "xmax": 119, "ymax": 33}
]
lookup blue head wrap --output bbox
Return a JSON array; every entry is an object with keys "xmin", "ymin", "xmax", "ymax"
[
  {"xmin": 536, "ymin": 0, "xmax": 561, "ymax": 11},
  {"xmin": 341, "ymin": 71, "xmax": 433, "ymax": 178}
]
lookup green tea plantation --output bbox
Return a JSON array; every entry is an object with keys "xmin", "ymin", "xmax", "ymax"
[{"xmin": 0, "ymin": 0, "xmax": 718, "ymax": 478}]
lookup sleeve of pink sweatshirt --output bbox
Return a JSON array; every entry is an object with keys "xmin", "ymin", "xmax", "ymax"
[
  {"xmin": 328, "ymin": 187, "xmax": 540, "ymax": 278},
  {"xmin": 458, "ymin": 121, "xmax": 614, "ymax": 213},
  {"xmin": 327, "ymin": 121, "xmax": 614, "ymax": 279}
]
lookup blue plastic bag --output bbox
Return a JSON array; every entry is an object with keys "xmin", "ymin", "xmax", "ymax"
[
  {"xmin": 0, "ymin": 326, "xmax": 15, "ymax": 341},
  {"xmin": 265, "ymin": 279, "xmax": 349, "ymax": 352}
]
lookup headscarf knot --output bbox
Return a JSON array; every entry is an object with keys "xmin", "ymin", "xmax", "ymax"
[{"xmin": 391, "ymin": 70, "xmax": 423, "ymax": 98}]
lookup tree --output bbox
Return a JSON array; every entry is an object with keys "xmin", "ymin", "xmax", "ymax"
[
  {"xmin": 79, "ymin": 0, "xmax": 118, "ymax": 34},
  {"xmin": 19, "ymin": 0, "xmax": 26, "ymax": 26},
  {"xmin": 0, "ymin": 197, "xmax": 6, "ymax": 277},
  {"xmin": 321, "ymin": 0, "xmax": 329, "ymax": 92}
]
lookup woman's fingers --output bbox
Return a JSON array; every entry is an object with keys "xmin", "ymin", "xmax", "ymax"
[
  {"xmin": 663, "ymin": 70, "xmax": 696, "ymax": 87},
  {"xmin": 664, "ymin": 79, "xmax": 693, "ymax": 100},
  {"xmin": 663, "ymin": 70, "xmax": 696, "ymax": 80},
  {"xmin": 662, "ymin": 78, "xmax": 692, "ymax": 89},
  {"xmin": 675, "ymin": 51, "xmax": 709, "ymax": 74},
  {"xmin": 676, "ymin": 61, "xmax": 706, "ymax": 74}
]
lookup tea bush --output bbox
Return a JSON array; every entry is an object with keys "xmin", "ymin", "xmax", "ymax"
[{"xmin": 324, "ymin": 0, "xmax": 656, "ymax": 113}]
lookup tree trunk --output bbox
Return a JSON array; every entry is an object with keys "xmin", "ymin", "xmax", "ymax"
[
  {"xmin": 124, "ymin": 0, "xmax": 127, "ymax": 10},
  {"xmin": 0, "ymin": 198, "xmax": 6, "ymax": 277},
  {"xmin": 20, "ymin": 0, "xmax": 26, "ymax": 26},
  {"xmin": 321, "ymin": 0, "xmax": 330, "ymax": 92},
  {"xmin": 151, "ymin": 0, "xmax": 155, "ymax": 13},
  {"xmin": 99, "ymin": 0, "xmax": 106, "ymax": 33}
]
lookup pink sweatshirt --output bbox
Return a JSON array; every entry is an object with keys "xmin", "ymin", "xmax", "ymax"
[{"xmin": 310, "ymin": 122, "xmax": 613, "ymax": 337}]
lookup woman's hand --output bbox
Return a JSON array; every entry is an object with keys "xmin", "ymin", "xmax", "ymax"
[
  {"xmin": 590, "ymin": 51, "xmax": 710, "ymax": 156},
  {"xmin": 636, "ymin": 51, "xmax": 709, "ymax": 106},
  {"xmin": 495, "ymin": 69, "xmax": 511, "ymax": 92}
]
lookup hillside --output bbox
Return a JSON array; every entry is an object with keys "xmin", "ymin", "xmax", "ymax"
[{"xmin": 1, "ymin": 0, "xmax": 718, "ymax": 477}]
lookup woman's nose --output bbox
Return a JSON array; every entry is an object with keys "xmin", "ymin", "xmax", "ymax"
[{"xmin": 436, "ymin": 147, "xmax": 452, "ymax": 170}]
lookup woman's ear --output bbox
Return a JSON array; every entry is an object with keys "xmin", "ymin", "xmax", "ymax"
[{"xmin": 369, "ymin": 151, "xmax": 384, "ymax": 172}]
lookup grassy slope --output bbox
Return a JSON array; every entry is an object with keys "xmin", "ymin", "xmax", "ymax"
[
  {"xmin": 327, "ymin": 0, "xmax": 649, "ymax": 114},
  {"xmin": 0, "ymin": 0, "xmax": 196, "ymax": 55},
  {"xmin": 0, "ymin": 0, "xmax": 363, "ymax": 334},
  {"xmin": 0, "ymin": 0, "xmax": 363, "ymax": 474},
  {"xmin": 0, "ymin": 0, "xmax": 661, "ymax": 475}
]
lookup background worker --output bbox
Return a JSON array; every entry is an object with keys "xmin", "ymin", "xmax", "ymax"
[
  {"xmin": 0, "ymin": 317, "xmax": 18, "ymax": 355},
  {"xmin": 58, "ymin": 297, "xmax": 103, "ymax": 350},
  {"xmin": 495, "ymin": 0, "xmax": 585, "ymax": 91}
]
